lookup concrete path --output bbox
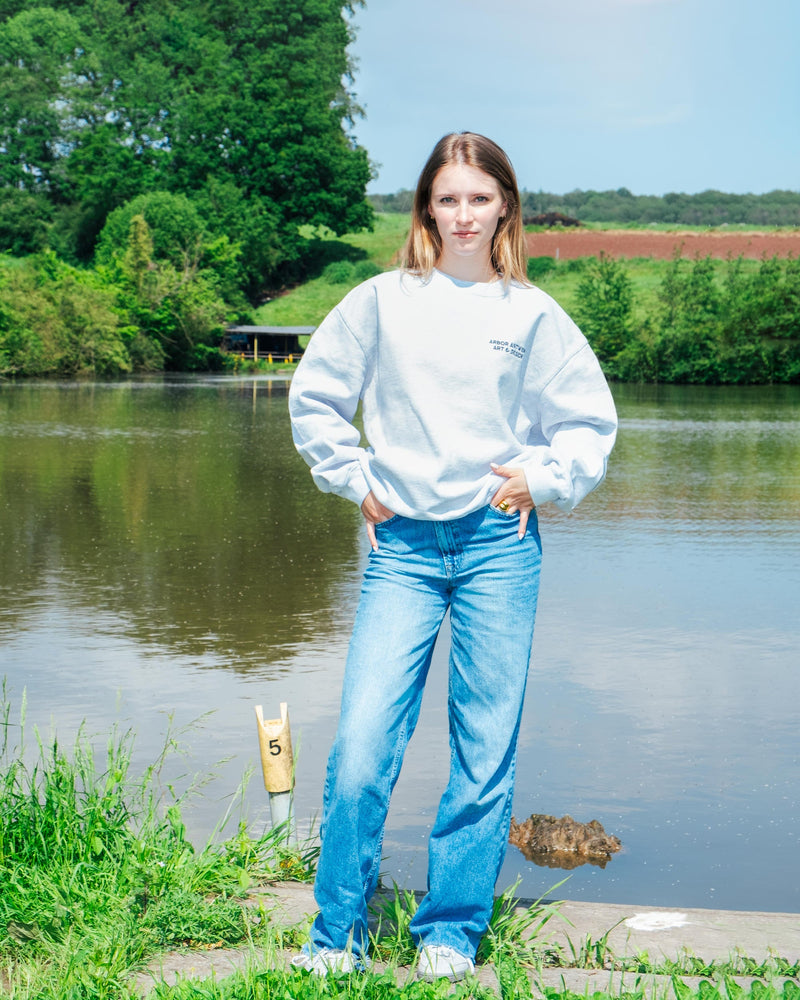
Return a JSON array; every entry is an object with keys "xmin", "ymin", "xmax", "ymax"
[{"xmin": 133, "ymin": 882, "xmax": 800, "ymax": 997}]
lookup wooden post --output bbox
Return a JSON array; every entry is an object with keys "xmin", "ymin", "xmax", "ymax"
[
  {"xmin": 254, "ymin": 336, "xmax": 259, "ymax": 362},
  {"xmin": 255, "ymin": 702, "xmax": 295, "ymax": 837}
]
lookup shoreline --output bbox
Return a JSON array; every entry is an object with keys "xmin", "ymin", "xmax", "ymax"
[{"xmin": 134, "ymin": 883, "xmax": 800, "ymax": 996}]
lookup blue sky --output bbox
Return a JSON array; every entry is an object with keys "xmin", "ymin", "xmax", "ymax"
[{"xmin": 347, "ymin": 0, "xmax": 800, "ymax": 196}]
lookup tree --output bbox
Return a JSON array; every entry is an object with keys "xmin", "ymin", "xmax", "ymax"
[
  {"xmin": 95, "ymin": 192, "xmax": 207, "ymax": 270},
  {"xmin": 574, "ymin": 253, "xmax": 635, "ymax": 367},
  {"xmin": 0, "ymin": 7, "xmax": 98, "ymax": 191},
  {"xmin": 0, "ymin": 0, "xmax": 373, "ymax": 293},
  {"xmin": 102, "ymin": 214, "xmax": 233, "ymax": 370}
]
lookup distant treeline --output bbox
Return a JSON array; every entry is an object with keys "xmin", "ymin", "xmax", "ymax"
[{"xmin": 370, "ymin": 188, "xmax": 800, "ymax": 227}]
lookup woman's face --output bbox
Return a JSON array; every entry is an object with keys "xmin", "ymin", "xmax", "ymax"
[{"xmin": 428, "ymin": 162, "xmax": 507, "ymax": 279}]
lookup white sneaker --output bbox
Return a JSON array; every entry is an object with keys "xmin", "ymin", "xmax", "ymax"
[
  {"xmin": 291, "ymin": 947, "xmax": 358, "ymax": 975},
  {"xmin": 417, "ymin": 944, "xmax": 475, "ymax": 982}
]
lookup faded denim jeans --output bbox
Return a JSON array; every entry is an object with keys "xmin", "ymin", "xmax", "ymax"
[{"xmin": 308, "ymin": 504, "xmax": 542, "ymax": 960}]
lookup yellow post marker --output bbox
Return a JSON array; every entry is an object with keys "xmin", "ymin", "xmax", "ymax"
[
  {"xmin": 255, "ymin": 702, "xmax": 295, "ymax": 836},
  {"xmin": 254, "ymin": 336, "xmax": 259, "ymax": 362}
]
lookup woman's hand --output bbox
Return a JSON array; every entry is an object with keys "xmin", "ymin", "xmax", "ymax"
[
  {"xmin": 361, "ymin": 491, "xmax": 395, "ymax": 551},
  {"xmin": 490, "ymin": 463, "xmax": 535, "ymax": 539}
]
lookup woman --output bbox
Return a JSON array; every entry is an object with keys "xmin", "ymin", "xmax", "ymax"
[{"xmin": 288, "ymin": 132, "xmax": 617, "ymax": 980}]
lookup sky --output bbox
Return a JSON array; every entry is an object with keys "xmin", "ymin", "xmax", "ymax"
[{"xmin": 346, "ymin": 0, "xmax": 800, "ymax": 196}]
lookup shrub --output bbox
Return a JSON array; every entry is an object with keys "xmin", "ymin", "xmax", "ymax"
[
  {"xmin": 574, "ymin": 253, "xmax": 636, "ymax": 366},
  {"xmin": 527, "ymin": 256, "xmax": 556, "ymax": 281},
  {"xmin": 103, "ymin": 215, "xmax": 229, "ymax": 370},
  {"xmin": 322, "ymin": 259, "xmax": 381, "ymax": 285},
  {"xmin": 0, "ymin": 190, "xmax": 52, "ymax": 255},
  {"xmin": 0, "ymin": 253, "xmax": 131, "ymax": 376},
  {"xmin": 352, "ymin": 259, "xmax": 383, "ymax": 281},
  {"xmin": 322, "ymin": 260, "xmax": 356, "ymax": 284},
  {"xmin": 95, "ymin": 191, "xmax": 206, "ymax": 268}
]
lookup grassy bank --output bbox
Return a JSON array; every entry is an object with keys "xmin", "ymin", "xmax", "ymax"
[
  {"xmin": 254, "ymin": 214, "xmax": 409, "ymax": 328},
  {"xmin": 0, "ymin": 697, "xmax": 317, "ymax": 998}
]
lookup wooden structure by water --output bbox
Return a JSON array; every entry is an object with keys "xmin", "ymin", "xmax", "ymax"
[{"xmin": 223, "ymin": 325, "xmax": 315, "ymax": 361}]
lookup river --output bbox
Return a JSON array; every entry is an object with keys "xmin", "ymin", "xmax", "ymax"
[{"xmin": 1, "ymin": 377, "xmax": 798, "ymax": 913}]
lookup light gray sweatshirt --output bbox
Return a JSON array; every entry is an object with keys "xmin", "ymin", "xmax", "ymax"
[{"xmin": 289, "ymin": 268, "xmax": 617, "ymax": 519}]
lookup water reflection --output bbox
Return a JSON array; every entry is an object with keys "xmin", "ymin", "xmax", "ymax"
[
  {"xmin": 1, "ymin": 378, "xmax": 798, "ymax": 913},
  {"xmin": 0, "ymin": 378, "xmax": 362, "ymax": 667}
]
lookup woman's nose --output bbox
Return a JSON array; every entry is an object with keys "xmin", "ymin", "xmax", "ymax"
[{"xmin": 455, "ymin": 200, "xmax": 472, "ymax": 224}]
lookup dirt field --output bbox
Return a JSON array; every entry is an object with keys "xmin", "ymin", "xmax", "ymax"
[{"xmin": 525, "ymin": 229, "xmax": 800, "ymax": 260}]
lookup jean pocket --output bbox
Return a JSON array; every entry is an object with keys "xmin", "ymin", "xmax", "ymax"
[
  {"xmin": 375, "ymin": 513, "xmax": 400, "ymax": 529},
  {"xmin": 488, "ymin": 504, "xmax": 519, "ymax": 520}
]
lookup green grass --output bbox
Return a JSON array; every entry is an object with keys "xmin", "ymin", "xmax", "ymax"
[
  {"xmin": 255, "ymin": 214, "xmax": 409, "ymax": 327},
  {"xmin": 128, "ymin": 967, "xmax": 800, "ymax": 1000},
  {"xmin": 0, "ymin": 692, "xmax": 317, "ymax": 998},
  {"xmin": 336, "ymin": 212, "xmax": 411, "ymax": 268}
]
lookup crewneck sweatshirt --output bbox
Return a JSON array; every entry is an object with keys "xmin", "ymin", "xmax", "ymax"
[{"xmin": 289, "ymin": 268, "xmax": 617, "ymax": 519}]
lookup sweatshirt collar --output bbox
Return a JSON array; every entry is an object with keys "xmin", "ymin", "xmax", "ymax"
[{"xmin": 432, "ymin": 268, "xmax": 508, "ymax": 297}]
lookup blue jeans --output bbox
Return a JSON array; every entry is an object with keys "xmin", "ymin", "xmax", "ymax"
[{"xmin": 308, "ymin": 505, "xmax": 542, "ymax": 960}]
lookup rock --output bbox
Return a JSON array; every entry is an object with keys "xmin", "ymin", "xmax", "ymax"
[{"xmin": 509, "ymin": 813, "xmax": 622, "ymax": 870}]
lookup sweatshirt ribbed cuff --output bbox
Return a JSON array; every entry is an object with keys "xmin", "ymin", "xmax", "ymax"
[
  {"xmin": 341, "ymin": 464, "xmax": 371, "ymax": 509},
  {"xmin": 522, "ymin": 461, "xmax": 570, "ymax": 511}
]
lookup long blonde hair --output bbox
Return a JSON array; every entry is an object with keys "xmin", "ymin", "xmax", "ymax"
[{"xmin": 402, "ymin": 132, "xmax": 529, "ymax": 285}]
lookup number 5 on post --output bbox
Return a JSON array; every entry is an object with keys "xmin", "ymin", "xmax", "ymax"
[{"xmin": 255, "ymin": 702, "xmax": 295, "ymax": 837}]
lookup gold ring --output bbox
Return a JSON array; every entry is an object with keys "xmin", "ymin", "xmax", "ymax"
[{"xmin": 497, "ymin": 499, "xmax": 510, "ymax": 511}]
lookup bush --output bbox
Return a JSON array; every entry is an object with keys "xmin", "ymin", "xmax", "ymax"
[
  {"xmin": 654, "ymin": 254, "xmax": 722, "ymax": 382},
  {"xmin": 352, "ymin": 259, "xmax": 383, "ymax": 282},
  {"xmin": 103, "ymin": 215, "xmax": 229, "ymax": 370},
  {"xmin": 527, "ymin": 256, "xmax": 556, "ymax": 281},
  {"xmin": 604, "ymin": 254, "xmax": 800, "ymax": 383},
  {"xmin": 0, "ymin": 190, "xmax": 52, "ymax": 255},
  {"xmin": 0, "ymin": 253, "xmax": 131, "ymax": 376},
  {"xmin": 574, "ymin": 253, "xmax": 636, "ymax": 366},
  {"xmin": 322, "ymin": 259, "xmax": 382, "ymax": 285},
  {"xmin": 322, "ymin": 260, "xmax": 356, "ymax": 284},
  {"xmin": 95, "ymin": 191, "xmax": 206, "ymax": 268}
]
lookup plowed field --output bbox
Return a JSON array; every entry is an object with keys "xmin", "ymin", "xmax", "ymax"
[{"xmin": 525, "ymin": 229, "xmax": 800, "ymax": 260}]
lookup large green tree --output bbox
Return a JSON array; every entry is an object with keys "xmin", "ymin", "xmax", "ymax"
[{"xmin": 0, "ymin": 0, "xmax": 372, "ymax": 290}]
